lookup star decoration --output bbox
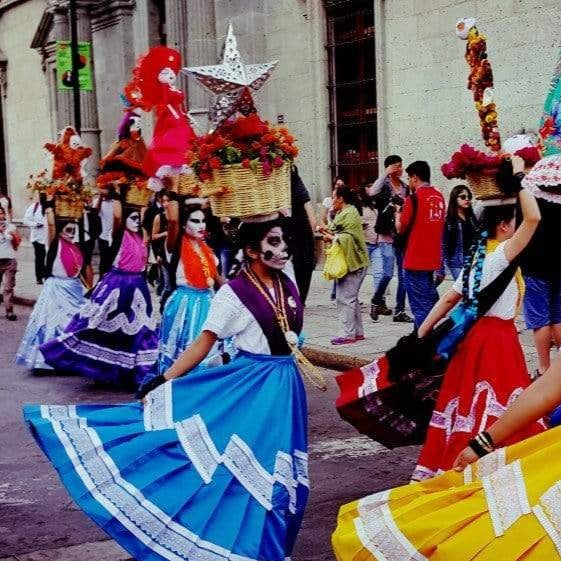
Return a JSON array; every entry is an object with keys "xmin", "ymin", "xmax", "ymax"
[{"xmin": 183, "ymin": 23, "xmax": 278, "ymax": 127}]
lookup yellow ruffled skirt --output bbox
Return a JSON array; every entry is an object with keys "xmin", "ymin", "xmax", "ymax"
[{"xmin": 333, "ymin": 426, "xmax": 561, "ymax": 561}]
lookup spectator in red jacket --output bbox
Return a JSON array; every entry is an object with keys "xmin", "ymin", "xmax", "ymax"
[{"xmin": 396, "ymin": 161, "xmax": 445, "ymax": 328}]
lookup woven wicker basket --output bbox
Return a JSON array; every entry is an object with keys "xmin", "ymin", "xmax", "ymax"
[
  {"xmin": 178, "ymin": 173, "xmax": 200, "ymax": 196},
  {"xmin": 55, "ymin": 196, "xmax": 84, "ymax": 219},
  {"xmin": 466, "ymin": 172, "xmax": 503, "ymax": 200},
  {"xmin": 200, "ymin": 162, "xmax": 291, "ymax": 218},
  {"xmin": 125, "ymin": 182, "xmax": 152, "ymax": 207}
]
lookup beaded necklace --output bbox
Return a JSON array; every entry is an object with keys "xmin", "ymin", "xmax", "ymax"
[{"xmin": 243, "ymin": 265, "xmax": 326, "ymax": 391}]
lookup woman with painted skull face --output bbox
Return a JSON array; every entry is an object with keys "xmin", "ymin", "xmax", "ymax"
[
  {"xmin": 15, "ymin": 197, "xmax": 86, "ymax": 371},
  {"xmin": 140, "ymin": 196, "xmax": 223, "ymax": 384},
  {"xmin": 24, "ymin": 215, "xmax": 312, "ymax": 561},
  {"xmin": 39, "ymin": 200, "xmax": 159, "ymax": 389}
]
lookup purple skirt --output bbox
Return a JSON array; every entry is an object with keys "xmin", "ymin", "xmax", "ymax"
[{"xmin": 40, "ymin": 268, "xmax": 159, "ymax": 388}]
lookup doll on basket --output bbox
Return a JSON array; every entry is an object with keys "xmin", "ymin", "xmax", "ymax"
[
  {"xmin": 45, "ymin": 126, "xmax": 92, "ymax": 183},
  {"xmin": 97, "ymin": 111, "xmax": 147, "ymax": 189},
  {"xmin": 125, "ymin": 46, "xmax": 196, "ymax": 192}
]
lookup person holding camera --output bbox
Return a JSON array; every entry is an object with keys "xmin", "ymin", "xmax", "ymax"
[{"xmin": 366, "ymin": 155, "xmax": 413, "ymax": 322}]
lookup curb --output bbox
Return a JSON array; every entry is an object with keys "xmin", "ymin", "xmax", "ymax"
[
  {"xmin": 302, "ymin": 344, "xmax": 372, "ymax": 372},
  {"xmin": 14, "ymin": 295, "xmax": 36, "ymax": 307}
]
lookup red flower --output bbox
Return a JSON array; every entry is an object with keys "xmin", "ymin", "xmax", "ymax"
[
  {"xmin": 209, "ymin": 157, "xmax": 222, "ymax": 170},
  {"xmin": 515, "ymin": 146, "xmax": 541, "ymax": 166},
  {"xmin": 272, "ymin": 156, "xmax": 284, "ymax": 168},
  {"xmin": 242, "ymin": 158, "xmax": 251, "ymax": 169}
]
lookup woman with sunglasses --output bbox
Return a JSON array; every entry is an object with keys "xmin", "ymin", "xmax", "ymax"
[
  {"xmin": 15, "ymin": 197, "xmax": 86, "ymax": 371},
  {"xmin": 436, "ymin": 184, "xmax": 478, "ymax": 284},
  {"xmin": 40, "ymin": 190, "xmax": 159, "ymax": 389}
]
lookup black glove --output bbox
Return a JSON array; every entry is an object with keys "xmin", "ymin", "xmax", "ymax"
[{"xmin": 135, "ymin": 374, "xmax": 167, "ymax": 399}]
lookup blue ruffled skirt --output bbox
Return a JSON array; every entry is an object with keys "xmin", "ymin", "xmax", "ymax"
[
  {"xmin": 23, "ymin": 351, "xmax": 309, "ymax": 561},
  {"xmin": 15, "ymin": 276, "xmax": 85, "ymax": 370},
  {"xmin": 158, "ymin": 285, "xmax": 214, "ymax": 373}
]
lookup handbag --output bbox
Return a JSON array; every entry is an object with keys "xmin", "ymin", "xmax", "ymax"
[{"xmin": 323, "ymin": 242, "xmax": 348, "ymax": 281}]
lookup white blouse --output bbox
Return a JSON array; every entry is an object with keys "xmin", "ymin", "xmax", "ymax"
[
  {"xmin": 203, "ymin": 284, "xmax": 274, "ymax": 354},
  {"xmin": 452, "ymin": 241, "xmax": 518, "ymax": 320}
]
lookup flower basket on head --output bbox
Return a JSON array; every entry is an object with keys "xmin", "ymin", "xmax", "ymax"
[
  {"xmin": 187, "ymin": 114, "xmax": 298, "ymax": 217},
  {"xmin": 201, "ymin": 162, "xmax": 291, "ymax": 218},
  {"xmin": 178, "ymin": 173, "xmax": 200, "ymax": 196},
  {"xmin": 465, "ymin": 171, "xmax": 503, "ymax": 200},
  {"xmin": 55, "ymin": 195, "xmax": 84, "ymax": 219},
  {"xmin": 124, "ymin": 181, "xmax": 152, "ymax": 207}
]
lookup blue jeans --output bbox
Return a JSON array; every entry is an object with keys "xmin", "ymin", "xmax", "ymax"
[
  {"xmin": 404, "ymin": 270, "xmax": 439, "ymax": 328},
  {"xmin": 367, "ymin": 242, "xmax": 395, "ymax": 305},
  {"xmin": 394, "ymin": 246, "xmax": 406, "ymax": 314}
]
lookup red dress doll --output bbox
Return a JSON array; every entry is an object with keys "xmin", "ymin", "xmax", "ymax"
[{"xmin": 125, "ymin": 47, "xmax": 196, "ymax": 191}]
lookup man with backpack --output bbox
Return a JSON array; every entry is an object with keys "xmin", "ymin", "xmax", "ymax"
[
  {"xmin": 369, "ymin": 155, "xmax": 413, "ymax": 322},
  {"xmin": 396, "ymin": 160, "xmax": 446, "ymax": 328}
]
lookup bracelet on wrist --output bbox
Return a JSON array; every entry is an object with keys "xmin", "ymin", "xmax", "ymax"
[{"xmin": 468, "ymin": 431, "xmax": 495, "ymax": 458}]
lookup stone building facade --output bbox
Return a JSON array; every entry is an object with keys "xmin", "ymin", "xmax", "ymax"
[{"xmin": 0, "ymin": 0, "xmax": 559, "ymax": 218}]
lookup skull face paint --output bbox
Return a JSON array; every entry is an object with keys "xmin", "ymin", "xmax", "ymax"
[
  {"xmin": 158, "ymin": 67, "xmax": 176, "ymax": 86},
  {"xmin": 129, "ymin": 115, "xmax": 141, "ymax": 134},
  {"xmin": 126, "ymin": 211, "xmax": 141, "ymax": 233},
  {"xmin": 185, "ymin": 210, "xmax": 206, "ymax": 239},
  {"xmin": 260, "ymin": 226, "xmax": 289, "ymax": 270},
  {"xmin": 69, "ymin": 135, "xmax": 83, "ymax": 150},
  {"xmin": 60, "ymin": 222, "xmax": 77, "ymax": 242}
]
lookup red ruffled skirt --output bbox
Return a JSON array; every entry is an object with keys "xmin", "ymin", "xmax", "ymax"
[{"xmin": 413, "ymin": 316, "xmax": 545, "ymax": 481}]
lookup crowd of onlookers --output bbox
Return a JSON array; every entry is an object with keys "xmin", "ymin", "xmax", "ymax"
[
  {"xmin": 2, "ymin": 154, "xmax": 561, "ymax": 372},
  {"xmin": 322, "ymin": 153, "xmax": 561, "ymax": 382}
]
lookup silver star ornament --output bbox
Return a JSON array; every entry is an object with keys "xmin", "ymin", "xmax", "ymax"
[{"xmin": 183, "ymin": 23, "xmax": 278, "ymax": 127}]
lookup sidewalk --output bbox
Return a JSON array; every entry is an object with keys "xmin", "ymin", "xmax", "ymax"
[{"xmin": 12, "ymin": 246, "xmax": 539, "ymax": 372}]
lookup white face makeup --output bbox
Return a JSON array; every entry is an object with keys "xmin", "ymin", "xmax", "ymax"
[
  {"xmin": 185, "ymin": 210, "xmax": 206, "ymax": 239},
  {"xmin": 129, "ymin": 116, "xmax": 141, "ymax": 133},
  {"xmin": 158, "ymin": 67, "xmax": 176, "ymax": 86},
  {"xmin": 455, "ymin": 17, "xmax": 476, "ymax": 40},
  {"xmin": 61, "ymin": 222, "xmax": 77, "ymax": 242},
  {"xmin": 69, "ymin": 135, "xmax": 82, "ymax": 149},
  {"xmin": 260, "ymin": 226, "xmax": 289, "ymax": 270},
  {"xmin": 126, "ymin": 211, "xmax": 141, "ymax": 233},
  {"xmin": 365, "ymin": 184, "xmax": 376, "ymax": 197}
]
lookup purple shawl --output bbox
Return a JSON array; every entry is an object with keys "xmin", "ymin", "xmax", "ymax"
[{"xmin": 228, "ymin": 270, "xmax": 304, "ymax": 355}]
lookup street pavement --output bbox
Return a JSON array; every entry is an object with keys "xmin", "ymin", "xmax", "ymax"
[
  {"xmin": 0, "ymin": 306, "xmax": 419, "ymax": 561},
  {"xmin": 0, "ymin": 244, "xmax": 542, "ymax": 560}
]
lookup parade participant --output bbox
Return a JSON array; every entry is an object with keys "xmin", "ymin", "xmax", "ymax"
[
  {"xmin": 125, "ymin": 46, "xmax": 196, "ymax": 192},
  {"xmin": 40, "ymin": 197, "xmax": 158, "ymax": 388},
  {"xmin": 332, "ymin": 357, "xmax": 561, "ymax": 561},
  {"xmin": 412, "ymin": 162, "xmax": 544, "ymax": 480},
  {"xmin": 149, "ymin": 190, "xmax": 171, "ymax": 309},
  {"xmin": 24, "ymin": 216, "xmax": 313, "ymax": 561},
  {"xmin": 437, "ymin": 184, "xmax": 478, "ymax": 282},
  {"xmin": 144, "ymin": 194, "xmax": 222, "ymax": 380},
  {"xmin": 15, "ymin": 198, "xmax": 85, "ymax": 370},
  {"xmin": 322, "ymin": 185, "xmax": 369, "ymax": 345}
]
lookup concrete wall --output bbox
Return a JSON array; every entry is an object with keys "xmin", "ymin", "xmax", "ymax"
[
  {"xmin": 0, "ymin": 0, "xmax": 51, "ymax": 219},
  {"xmin": 212, "ymin": 0, "xmax": 331, "ymax": 203},
  {"xmin": 378, "ymin": 0, "xmax": 560, "ymax": 194}
]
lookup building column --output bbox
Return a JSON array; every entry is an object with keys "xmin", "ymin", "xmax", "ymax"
[
  {"xmin": 165, "ymin": 0, "xmax": 216, "ymax": 133},
  {"xmin": 73, "ymin": 2, "xmax": 101, "ymax": 174},
  {"xmin": 52, "ymin": 7, "xmax": 73, "ymax": 129}
]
